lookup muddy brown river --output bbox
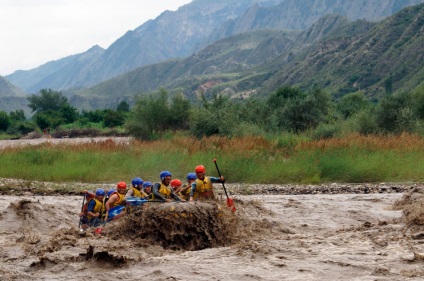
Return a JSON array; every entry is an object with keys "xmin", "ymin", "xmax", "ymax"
[{"xmin": 1, "ymin": 189, "xmax": 424, "ymax": 281}]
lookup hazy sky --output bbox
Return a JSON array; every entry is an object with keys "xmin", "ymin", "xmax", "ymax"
[{"xmin": 0, "ymin": 0, "xmax": 192, "ymax": 76}]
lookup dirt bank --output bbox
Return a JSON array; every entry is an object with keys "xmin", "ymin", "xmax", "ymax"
[{"xmin": 1, "ymin": 184, "xmax": 424, "ymax": 281}]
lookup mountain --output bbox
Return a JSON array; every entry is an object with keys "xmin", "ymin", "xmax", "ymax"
[
  {"xmin": 6, "ymin": 0, "xmax": 424, "ymax": 95},
  {"xmin": 71, "ymin": 3, "xmax": 424, "ymax": 109},
  {"xmin": 0, "ymin": 76, "xmax": 29, "ymax": 115},
  {"xmin": 208, "ymin": 0, "xmax": 424, "ymax": 42},
  {"xmin": 68, "ymin": 29, "xmax": 298, "ymax": 109},
  {"xmin": 6, "ymin": 0, "xmax": 282, "ymax": 93},
  {"xmin": 260, "ymin": 3, "xmax": 424, "ymax": 99},
  {"xmin": 0, "ymin": 76, "xmax": 25, "ymax": 98},
  {"xmin": 6, "ymin": 45, "xmax": 105, "ymax": 93}
]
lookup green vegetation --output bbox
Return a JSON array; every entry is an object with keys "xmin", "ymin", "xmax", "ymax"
[
  {"xmin": 2, "ymin": 85, "xmax": 424, "ymax": 142},
  {"xmin": 0, "ymin": 89, "xmax": 130, "ymax": 137},
  {"xmin": 0, "ymin": 134, "xmax": 423, "ymax": 184},
  {"xmin": 1, "ymin": 83, "xmax": 424, "ymax": 185}
]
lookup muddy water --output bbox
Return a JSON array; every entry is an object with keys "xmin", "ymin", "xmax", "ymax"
[{"xmin": 1, "ymin": 193, "xmax": 424, "ymax": 281}]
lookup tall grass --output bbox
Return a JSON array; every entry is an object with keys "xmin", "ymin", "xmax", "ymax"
[{"xmin": 1, "ymin": 133, "xmax": 424, "ymax": 184}]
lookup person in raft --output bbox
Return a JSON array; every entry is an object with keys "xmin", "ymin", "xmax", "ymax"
[
  {"xmin": 104, "ymin": 181, "xmax": 127, "ymax": 221},
  {"xmin": 126, "ymin": 177, "xmax": 144, "ymax": 198},
  {"xmin": 142, "ymin": 181, "xmax": 153, "ymax": 200},
  {"xmin": 79, "ymin": 190, "xmax": 95, "ymax": 229},
  {"xmin": 179, "ymin": 172, "xmax": 196, "ymax": 201},
  {"xmin": 151, "ymin": 170, "xmax": 184, "ymax": 202},
  {"xmin": 86, "ymin": 188, "xmax": 106, "ymax": 227},
  {"xmin": 189, "ymin": 165, "xmax": 225, "ymax": 202},
  {"xmin": 170, "ymin": 179, "xmax": 183, "ymax": 194}
]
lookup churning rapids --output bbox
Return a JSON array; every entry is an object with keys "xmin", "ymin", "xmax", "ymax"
[{"xmin": 1, "ymin": 182, "xmax": 424, "ymax": 281}]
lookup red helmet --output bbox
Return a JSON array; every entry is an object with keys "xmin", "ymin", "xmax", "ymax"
[
  {"xmin": 195, "ymin": 165, "xmax": 206, "ymax": 173},
  {"xmin": 170, "ymin": 179, "xmax": 182, "ymax": 187},
  {"xmin": 117, "ymin": 181, "xmax": 127, "ymax": 189}
]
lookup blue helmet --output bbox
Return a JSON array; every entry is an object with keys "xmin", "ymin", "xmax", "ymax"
[
  {"xmin": 187, "ymin": 172, "xmax": 197, "ymax": 181},
  {"xmin": 142, "ymin": 181, "xmax": 152, "ymax": 189},
  {"xmin": 95, "ymin": 188, "xmax": 105, "ymax": 196},
  {"xmin": 160, "ymin": 170, "xmax": 172, "ymax": 180},
  {"xmin": 131, "ymin": 177, "xmax": 143, "ymax": 187},
  {"xmin": 107, "ymin": 189, "xmax": 116, "ymax": 197}
]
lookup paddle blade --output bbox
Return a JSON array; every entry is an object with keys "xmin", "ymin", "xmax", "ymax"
[
  {"xmin": 94, "ymin": 226, "xmax": 103, "ymax": 235},
  {"xmin": 94, "ymin": 221, "xmax": 107, "ymax": 235},
  {"xmin": 126, "ymin": 197, "xmax": 148, "ymax": 206},
  {"xmin": 108, "ymin": 205, "xmax": 125, "ymax": 219},
  {"xmin": 226, "ymin": 198, "xmax": 236, "ymax": 212}
]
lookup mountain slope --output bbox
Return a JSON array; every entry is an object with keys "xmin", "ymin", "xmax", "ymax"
[
  {"xmin": 72, "ymin": 3, "xmax": 424, "ymax": 109},
  {"xmin": 7, "ymin": 0, "xmax": 424, "ymax": 95},
  {"xmin": 0, "ymin": 76, "xmax": 26, "ymax": 98},
  {"xmin": 69, "ymin": 29, "xmax": 298, "ymax": 109},
  {"xmin": 208, "ymin": 0, "xmax": 424, "ymax": 42},
  {"xmin": 0, "ymin": 76, "xmax": 29, "ymax": 115},
  {"xmin": 6, "ymin": 0, "xmax": 281, "ymax": 93},
  {"xmin": 6, "ymin": 45, "xmax": 105, "ymax": 93},
  {"xmin": 260, "ymin": 3, "xmax": 424, "ymax": 98}
]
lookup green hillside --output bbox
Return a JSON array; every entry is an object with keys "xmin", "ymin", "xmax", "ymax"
[
  {"xmin": 261, "ymin": 4, "xmax": 424, "ymax": 99},
  {"xmin": 69, "ymin": 3, "xmax": 424, "ymax": 110}
]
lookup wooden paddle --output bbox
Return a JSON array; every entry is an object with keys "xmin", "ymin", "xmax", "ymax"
[
  {"xmin": 78, "ymin": 192, "xmax": 86, "ymax": 233},
  {"xmin": 213, "ymin": 159, "xmax": 236, "ymax": 212}
]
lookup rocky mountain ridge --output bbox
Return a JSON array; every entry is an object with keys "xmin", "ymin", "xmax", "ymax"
[{"xmin": 6, "ymin": 0, "xmax": 423, "ymax": 94}]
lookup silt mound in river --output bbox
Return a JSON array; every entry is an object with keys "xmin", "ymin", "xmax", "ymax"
[{"xmin": 108, "ymin": 201, "xmax": 238, "ymax": 251}]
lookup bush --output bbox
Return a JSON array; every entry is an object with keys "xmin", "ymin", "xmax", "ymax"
[
  {"xmin": 126, "ymin": 89, "xmax": 191, "ymax": 140},
  {"xmin": 6, "ymin": 121, "xmax": 36, "ymax": 136},
  {"xmin": 189, "ymin": 94, "xmax": 240, "ymax": 138},
  {"xmin": 375, "ymin": 92, "xmax": 416, "ymax": 133},
  {"xmin": 336, "ymin": 92, "xmax": 370, "ymax": 119},
  {"xmin": 353, "ymin": 109, "xmax": 379, "ymax": 135},
  {"xmin": 311, "ymin": 123, "xmax": 340, "ymax": 140},
  {"xmin": 103, "ymin": 110, "xmax": 125, "ymax": 128},
  {"xmin": 0, "ymin": 111, "xmax": 11, "ymax": 131}
]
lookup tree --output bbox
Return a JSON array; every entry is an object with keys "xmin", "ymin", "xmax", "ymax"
[
  {"xmin": 375, "ymin": 91, "xmax": 415, "ymax": 133},
  {"xmin": 60, "ymin": 103, "xmax": 78, "ymax": 124},
  {"xmin": 0, "ymin": 111, "xmax": 11, "ymax": 131},
  {"xmin": 189, "ymin": 94, "xmax": 239, "ymax": 138},
  {"xmin": 384, "ymin": 75, "xmax": 393, "ymax": 94},
  {"xmin": 337, "ymin": 92, "xmax": 370, "ymax": 119},
  {"xmin": 271, "ymin": 87, "xmax": 332, "ymax": 133},
  {"xmin": 116, "ymin": 101, "xmax": 130, "ymax": 112},
  {"xmin": 126, "ymin": 89, "xmax": 171, "ymax": 140},
  {"xmin": 411, "ymin": 86, "xmax": 424, "ymax": 119},
  {"xmin": 169, "ymin": 94, "xmax": 191, "ymax": 130},
  {"xmin": 27, "ymin": 89, "xmax": 78, "ymax": 129},
  {"xmin": 34, "ymin": 113, "xmax": 53, "ymax": 130},
  {"xmin": 9, "ymin": 109, "xmax": 26, "ymax": 122},
  {"xmin": 103, "ymin": 110, "xmax": 125, "ymax": 128},
  {"xmin": 27, "ymin": 89, "xmax": 69, "ymax": 113},
  {"xmin": 267, "ymin": 86, "xmax": 304, "ymax": 110},
  {"xmin": 81, "ymin": 109, "xmax": 106, "ymax": 123}
]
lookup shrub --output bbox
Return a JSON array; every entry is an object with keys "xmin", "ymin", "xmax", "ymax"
[
  {"xmin": 311, "ymin": 123, "xmax": 341, "ymax": 140},
  {"xmin": 0, "ymin": 111, "xmax": 11, "ymax": 131},
  {"xmin": 353, "ymin": 109, "xmax": 379, "ymax": 135}
]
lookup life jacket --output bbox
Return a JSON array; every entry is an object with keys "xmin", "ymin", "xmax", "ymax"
[
  {"xmin": 110, "ymin": 191, "xmax": 125, "ymax": 208},
  {"xmin": 194, "ymin": 177, "xmax": 214, "ymax": 199},
  {"xmin": 152, "ymin": 183, "xmax": 172, "ymax": 200},
  {"xmin": 87, "ymin": 198, "xmax": 104, "ymax": 220},
  {"xmin": 140, "ymin": 190, "xmax": 149, "ymax": 198},
  {"xmin": 179, "ymin": 184, "xmax": 191, "ymax": 201},
  {"xmin": 129, "ymin": 187, "xmax": 142, "ymax": 198}
]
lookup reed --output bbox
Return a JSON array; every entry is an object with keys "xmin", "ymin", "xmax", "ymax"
[{"xmin": 0, "ymin": 133, "xmax": 423, "ymax": 184}]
